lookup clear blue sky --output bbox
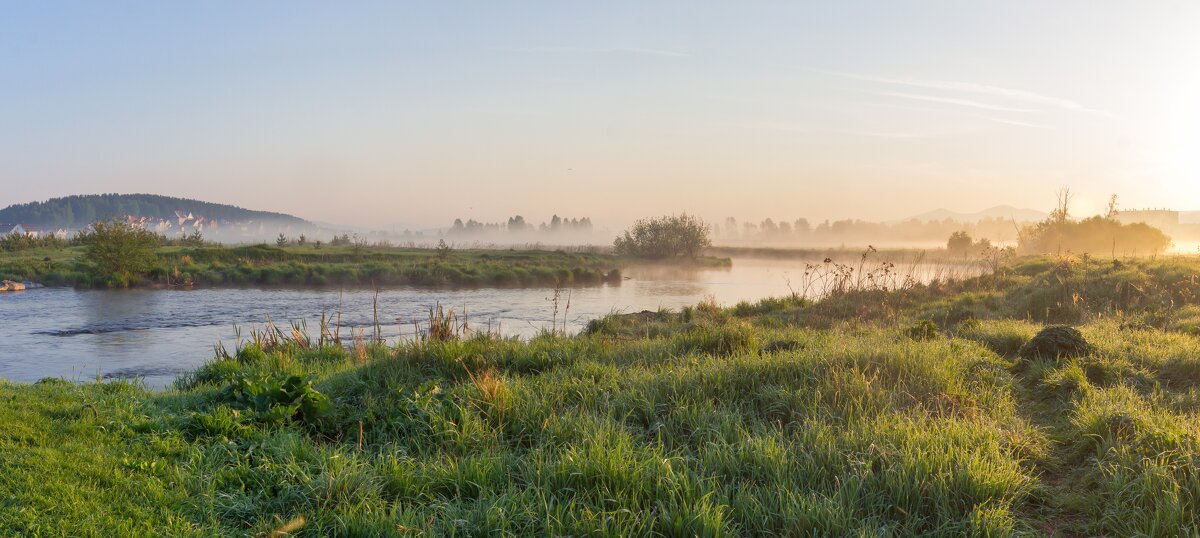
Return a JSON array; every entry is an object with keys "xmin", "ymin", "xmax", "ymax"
[{"xmin": 2, "ymin": 1, "xmax": 1197, "ymax": 228}]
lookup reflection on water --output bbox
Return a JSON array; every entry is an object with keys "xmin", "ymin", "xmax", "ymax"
[{"xmin": 0, "ymin": 257, "xmax": 983, "ymax": 388}]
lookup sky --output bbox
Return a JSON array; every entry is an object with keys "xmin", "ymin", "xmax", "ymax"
[{"xmin": 2, "ymin": 1, "xmax": 1198, "ymax": 230}]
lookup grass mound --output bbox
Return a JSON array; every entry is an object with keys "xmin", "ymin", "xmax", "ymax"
[{"xmin": 1017, "ymin": 325, "xmax": 1094, "ymax": 362}]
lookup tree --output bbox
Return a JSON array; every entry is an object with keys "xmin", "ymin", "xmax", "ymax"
[
  {"xmin": 947, "ymin": 231, "xmax": 974, "ymax": 254},
  {"xmin": 1050, "ymin": 187, "xmax": 1072, "ymax": 224},
  {"xmin": 1018, "ymin": 191, "xmax": 1171, "ymax": 255},
  {"xmin": 613, "ymin": 214, "xmax": 712, "ymax": 259},
  {"xmin": 276, "ymin": 233, "xmax": 288, "ymax": 247},
  {"xmin": 760, "ymin": 218, "xmax": 778, "ymax": 236},
  {"xmin": 181, "ymin": 231, "xmax": 205, "ymax": 246},
  {"xmin": 79, "ymin": 219, "xmax": 160, "ymax": 285}
]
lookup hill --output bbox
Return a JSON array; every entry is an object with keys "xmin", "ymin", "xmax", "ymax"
[
  {"xmin": 0, "ymin": 194, "xmax": 308, "ymax": 229},
  {"xmin": 907, "ymin": 205, "xmax": 1047, "ymax": 223}
]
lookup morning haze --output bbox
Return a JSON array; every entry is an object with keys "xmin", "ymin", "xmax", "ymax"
[{"xmin": 3, "ymin": 2, "xmax": 1197, "ymax": 229}]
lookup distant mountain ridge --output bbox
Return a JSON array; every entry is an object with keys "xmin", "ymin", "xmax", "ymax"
[
  {"xmin": 906, "ymin": 205, "xmax": 1048, "ymax": 223},
  {"xmin": 0, "ymin": 193, "xmax": 309, "ymax": 229}
]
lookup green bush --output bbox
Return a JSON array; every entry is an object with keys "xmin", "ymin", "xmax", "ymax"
[
  {"xmin": 613, "ymin": 214, "xmax": 711, "ymax": 259},
  {"xmin": 77, "ymin": 219, "xmax": 160, "ymax": 286}
]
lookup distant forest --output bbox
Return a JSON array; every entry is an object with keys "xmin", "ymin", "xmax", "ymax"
[
  {"xmin": 447, "ymin": 215, "xmax": 594, "ymax": 235},
  {"xmin": 0, "ymin": 194, "xmax": 308, "ymax": 229},
  {"xmin": 712, "ymin": 216, "xmax": 1027, "ymax": 246}
]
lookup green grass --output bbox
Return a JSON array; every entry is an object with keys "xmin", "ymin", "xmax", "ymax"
[
  {"xmin": 0, "ymin": 379, "xmax": 196, "ymax": 535},
  {"xmin": 4, "ymin": 255, "xmax": 1200, "ymax": 535}
]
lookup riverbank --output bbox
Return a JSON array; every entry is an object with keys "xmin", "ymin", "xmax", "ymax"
[
  {"xmin": 0, "ymin": 244, "xmax": 741, "ymax": 289},
  {"xmin": 3, "ymin": 255, "xmax": 1200, "ymax": 535},
  {"xmin": 1, "ymin": 245, "xmax": 634, "ymax": 289}
]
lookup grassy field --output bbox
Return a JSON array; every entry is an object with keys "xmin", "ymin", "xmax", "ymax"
[
  {"xmin": 0, "ymin": 244, "xmax": 627, "ymax": 288},
  {"xmin": 3, "ymin": 255, "xmax": 1200, "ymax": 535}
]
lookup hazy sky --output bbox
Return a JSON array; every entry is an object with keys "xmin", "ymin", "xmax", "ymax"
[{"xmin": 2, "ymin": 1, "xmax": 1198, "ymax": 229}]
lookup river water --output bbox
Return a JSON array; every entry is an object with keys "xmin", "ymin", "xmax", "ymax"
[{"xmin": 0, "ymin": 257, "xmax": 981, "ymax": 388}]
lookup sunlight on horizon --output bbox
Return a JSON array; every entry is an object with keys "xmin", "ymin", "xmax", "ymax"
[{"xmin": 1, "ymin": 2, "xmax": 1198, "ymax": 228}]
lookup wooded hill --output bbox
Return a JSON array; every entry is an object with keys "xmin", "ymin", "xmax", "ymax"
[{"xmin": 0, "ymin": 194, "xmax": 308, "ymax": 228}]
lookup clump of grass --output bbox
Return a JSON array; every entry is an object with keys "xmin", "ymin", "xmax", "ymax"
[
  {"xmin": 956, "ymin": 319, "xmax": 1039, "ymax": 357},
  {"xmin": 673, "ymin": 322, "xmax": 757, "ymax": 356},
  {"xmin": 421, "ymin": 304, "xmax": 463, "ymax": 342},
  {"xmin": 905, "ymin": 319, "xmax": 940, "ymax": 340}
]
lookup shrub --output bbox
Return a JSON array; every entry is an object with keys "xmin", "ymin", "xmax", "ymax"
[
  {"xmin": 947, "ymin": 231, "xmax": 973, "ymax": 254},
  {"xmin": 0, "ymin": 232, "xmax": 69, "ymax": 251},
  {"xmin": 613, "ymin": 214, "xmax": 711, "ymax": 259},
  {"xmin": 77, "ymin": 219, "xmax": 160, "ymax": 285}
]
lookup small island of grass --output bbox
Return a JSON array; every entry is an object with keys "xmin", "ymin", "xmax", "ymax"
[{"xmin": 1, "ymin": 219, "xmax": 745, "ymax": 290}]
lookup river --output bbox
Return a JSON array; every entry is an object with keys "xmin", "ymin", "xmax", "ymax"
[{"xmin": 0, "ymin": 256, "xmax": 982, "ymax": 388}]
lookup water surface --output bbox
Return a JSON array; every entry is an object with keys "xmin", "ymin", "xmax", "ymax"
[{"xmin": 1, "ymin": 257, "xmax": 979, "ymax": 388}]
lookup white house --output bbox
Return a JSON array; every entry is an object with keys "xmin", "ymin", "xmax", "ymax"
[{"xmin": 7, "ymin": 224, "xmax": 40, "ymax": 237}]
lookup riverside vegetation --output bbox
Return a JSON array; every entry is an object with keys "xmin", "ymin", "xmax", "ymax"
[
  {"xmin": 0, "ymin": 215, "xmax": 736, "ymax": 289},
  {"xmin": 0, "ymin": 234, "xmax": 624, "ymax": 289},
  {"xmin": 4, "ymin": 254, "xmax": 1200, "ymax": 535}
]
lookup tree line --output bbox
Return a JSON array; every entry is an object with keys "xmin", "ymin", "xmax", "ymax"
[
  {"xmin": 447, "ymin": 215, "xmax": 594, "ymax": 235},
  {"xmin": 714, "ymin": 216, "xmax": 1025, "ymax": 244}
]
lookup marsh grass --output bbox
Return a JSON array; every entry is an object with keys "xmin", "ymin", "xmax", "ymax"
[{"xmin": 421, "ymin": 304, "xmax": 465, "ymax": 342}]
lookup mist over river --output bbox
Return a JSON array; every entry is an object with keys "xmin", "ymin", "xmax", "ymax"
[{"xmin": 1, "ymin": 257, "xmax": 982, "ymax": 388}]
